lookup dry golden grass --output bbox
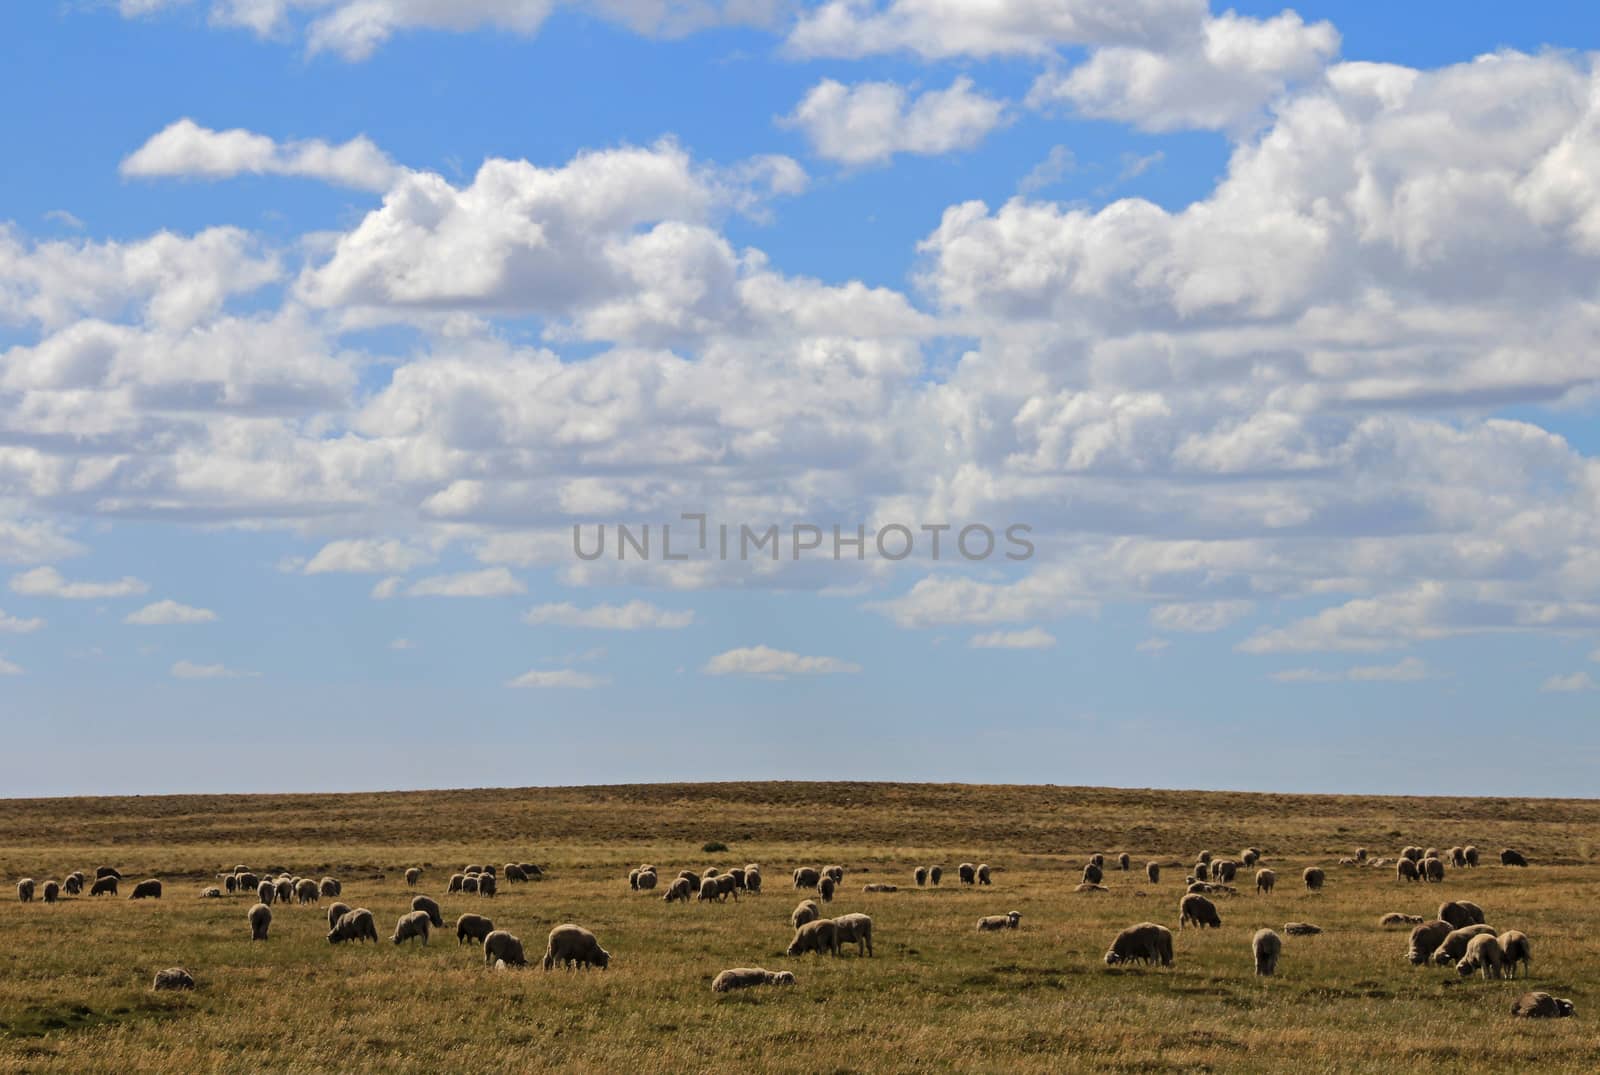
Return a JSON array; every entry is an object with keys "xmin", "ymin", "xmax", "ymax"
[{"xmin": 1, "ymin": 782, "xmax": 1596, "ymax": 1073}]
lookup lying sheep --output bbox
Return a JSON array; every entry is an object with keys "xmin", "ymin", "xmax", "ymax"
[
  {"xmin": 712, "ymin": 967, "xmax": 796, "ymax": 992},
  {"xmin": 543, "ymin": 924, "xmax": 609, "ymax": 970},
  {"xmin": 792, "ymin": 900, "xmax": 821, "ymax": 929},
  {"xmin": 392, "ymin": 910, "xmax": 432, "ymax": 946},
  {"xmin": 129, "ymin": 879, "xmax": 162, "ymax": 900},
  {"xmin": 484, "ymin": 930, "xmax": 527, "ymax": 967},
  {"xmin": 1456, "ymin": 933, "xmax": 1505, "ymax": 979},
  {"xmin": 1511, "ymin": 992, "xmax": 1574, "ymax": 1019},
  {"xmin": 1407, "ymin": 919, "xmax": 1455, "ymax": 965},
  {"xmin": 405, "ymin": 868, "xmax": 421, "ymax": 888},
  {"xmin": 1498, "ymin": 930, "xmax": 1531, "ymax": 978},
  {"xmin": 1432, "ymin": 925, "xmax": 1497, "ymax": 966},
  {"xmin": 42, "ymin": 880, "xmax": 60, "ymax": 903},
  {"xmin": 411, "ymin": 895, "xmax": 444, "ymax": 928},
  {"xmin": 1255, "ymin": 869, "xmax": 1276, "ymax": 895},
  {"xmin": 328, "ymin": 908, "xmax": 378, "ymax": 944},
  {"xmin": 1438, "ymin": 900, "xmax": 1486, "ymax": 930},
  {"xmin": 326, "ymin": 902, "xmax": 351, "ymax": 930},
  {"xmin": 152, "ymin": 967, "xmax": 194, "ymax": 991},
  {"xmin": 832, "ymin": 913, "xmax": 874, "ymax": 956},
  {"xmin": 1179, "ymin": 893, "xmax": 1221, "ymax": 930},
  {"xmin": 793, "ymin": 867, "xmax": 821, "ymax": 890},
  {"xmin": 1146, "ymin": 862, "xmax": 1160, "ymax": 884},
  {"xmin": 863, "ymin": 883, "xmax": 898, "ymax": 893},
  {"xmin": 249, "ymin": 902, "xmax": 272, "ymax": 941},
  {"xmin": 1253, "ymin": 928, "xmax": 1283, "ymax": 976},
  {"xmin": 787, "ymin": 918, "xmax": 839, "ymax": 957},
  {"xmin": 1500, "ymin": 848, "xmax": 1528, "ymax": 867},
  {"xmin": 1075, "ymin": 883, "xmax": 1109, "ymax": 893},
  {"xmin": 1302, "ymin": 867, "xmax": 1324, "ymax": 892},
  {"xmin": 198, "ymin": 886, "xmax": 222, "ymax": 899},
  {"xmin": 1380, "ymin": 913, "xmax": 1424, "ymax": 928},
  {"xmin": 1284, "ymin": 922, "xmax": 1321, "ymax": 936},
  {"xmin": 1104, "ymin": 922, "xmax": 1173, "ymax": 967},
  {"xmin": 958, "ymin": 863, "xmax": 977, "ymax": 885},
  {"xmin": 457, "ymin": 913, "xmax": 494, "ymax": 945},
  {"xmin": 1082, "ymin": 863, "xmax": 1103, "ymax": 885},
  {"xmin": 978, "ymin": 911, "xmax": 1022, "ymax": 931},
  {"xmin": 296, "ymin": 879, "xmax": 320, "ymax": 905},
  {"xmin": 664, "ymin": 877, "xmax": 693, "ymax": 903},
  {"xmin": 929, "ymin": 866, "xmax": 943, "ymax": 886},
  {"xmin": 1396, "ymin": 858, "xmax": 1420, "ymax": 883},
  {"xmin": 1421, "ymin": 857, "xmax": 1445, "ymax": 883},
  {"xmin": 976, "ymin": 864, "xmax": 992, "ymax": 885}
]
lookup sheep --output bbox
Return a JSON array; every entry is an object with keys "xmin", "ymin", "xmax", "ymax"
[
  {"xmin": 976, "ymin": 863, "xmax": 992, "ymax": 885},
  {"xmin": 958, "ymin": 863, "xmax": 977, "ymax": 885},
  {"xmin": 234, "ymin": 872, "xmax": 258, "ymax": 891},
  {"xmin": 1117, "ymin": 853, "xmax": 1131, "ymax": 871},
  {"xmin": 319, "ymin": 877, "xmax": 341, "ymax": 898},
  {"xmin": 1075, "ymin": 883, "xmax": 1109, "ymax": 893},
  {"xmin": 1450, "ymin": 847, "xmax": 1467, "ymax": 869},
  {"xmin": 831, "ymin": 912, "xmax": 874, "ymax": 956},
  {"xmin": 543, "ymin": 924, "xmax": 610, "ymax": 970},
  {"xmin": 410, "ymin": 895, "xmax": 444, "ymax": 928},
  {"xmin": 1424, "ymin": 847, "xmax": 1440, "ymax": 861},
  {"xmin": 716, "ymin": 874, "xmax": 738, "ymax": 900},
  {"xmin": 1241, "ymin": 848, "xmax": 1261, "ymax": 867},
  {"xmin": 978, "ymin": 911, "xmax": 1022, "ymax": 931},
  {"xmin": 704, "ymin": 867, "xmax": 720, "ymax": 878},
  {"xmin": 1500, "ymin": 848, "xmax": 1528, "ymax": 867},
  {"xmin": 1302, "ymin": 867, "xmax": 1324, "ymax": 892},
  {"xmin": 698, "ymin": 877, "xmax": 725, "ymax": 903},
  {"xmin": 481, "ymin": 865, "xmax": 496, "ymax": 878},
  {"xmin": 1253, "ymin": 929, "xmax": 1283, "ymax": 976},
  {"xmin": 1178, "ymin": 893, "xmax": 1221, "ymax": 930},
  {"xmin": 1255, "ymin": 869, "xmax": 1276, "ymax": 894},
  {"xmin": 664, "ymin": 877, "xmax": 693, "ymax": 903},
  {"xmin": 296, "ymin": 879, "xmax": 320, "ymax": 905},
  {"xmin": 42, "ymin": 880, "xmax": 60, "ymax": 903},
  {"xmin": 462, "ymin": 875, "xmax": 480, "ymax": 895},
  {"xmin": 676, "ymin": 869, "xmax": 701, "ymax": 892},
  {"xmin": 1089, "ymin": 853, "xmax": 1105, "ymax": 868},
  {"xmin": 63, "ymin": 874, "xmax": 82, "ymax": 896},
  {"xmin": 447, "ymin": 873, "xmax": 465, "ymax": 894},
  {"xmin": 1463, "ymin": 845, "xmax": 1480, "ymax": 867},
  {"xmin": 914, "ymin": 867, "xmax": 927, "ymax": 886},
  {"xmin": 392, "ymin": 910, "xmax": 432, "ymax": 946},
  {"xmin": 1146, "ymin": 862, "xmax": 1160, "ymax": 884},
  {"xmin": 464, "ymin": 864, "xmax": 485, "ymax": 876},
  {"xmin": 822, "ymin": 866, "xmax": 844, "ymax": 884},
  {"xmin": 456, "ymin": 913, "xmax": 494, "ymax": 945},
  {"xmin": 787, "ymin": 918, "xmax": 839, "ymax": 958},
  {"xmin": 712, "ymin": 968, "xmax": 796, "ymax": 992},
  {"xmin": 790, "ymin": 900, "xmax": 820, "ymax": 930},
  {"xmin": 1082, "ymin": 863, "xmax": 1103, "ymax": 885},
  {"xmin": 818, "ymin": 876, "xmax": 836, "ymax": 903},
  {"xmin": 1438, "ymin": 901, "xmax": 1486, "ymax": 930},
  {"xmin": 1511, "ymin": 992, "xmax": 1574, "ymax": 1019},
  {"xmin": 1284, "ymin": 922, "xmax": 1322, "ymax": 936},
  {"xmin": 745, "ymin": 868, "xmax": 762, "ymax": 894},
  {"xmin": 1213, "ymin": 860, "xmax": 1239, "ymax": 884},
  {"xmin": 275, "ymin": 878, "xmax": 293, "ymax": 905},
  {"xmin": 198, "ymin": 886, "xmax": 222, "ymax": 899},
  {"xmin": 256, "ymin": 880, "xmax": 275, "ymax": 906},
  {"xmin": 1192, "ymin": 861, "xmax": 1210, "ymax": 882},
  {"xmin": 478, "ymin": 873, "xmax": 497, "ymax": 898},
  {"xmin": 222, "ymin": 874, "xmax": 237, "ymax": 894},
  {"xmin": 247, "ymin": 902, "xmax": 272, "ymax": 941},
  {"xmin": 15, "ymin": 879, "xmax": 33, "ymax": 903},
  {"xmin": 484, "ymin": 930, "xmax": 527, "ymax": 967},
  {"xmin": 326, "ymin": 902, "xmax": 351, "ymax": 930},
  {"xmin": 929, "ymin": 866, "xmax": 943, "ymax": 886},
  {"xmin": 405, "ymin": 868, "xmax": 421, "ymax": 888},
  {"xmin": 1407, "ymin": 920, "xmax": 1455, "ymax": 965},
  {"xmin": 725, "ymin": 867, "xmax": 746, "ymax": 890},
  {"xmin": 1456, "ymin": 933, "xmax": 1505, "ymax": 979},
  {"xmin": 1104, "ymin": 922, "xmax": 1174, "ymax": 967},
  {"xmin": 1497, "ymin": 930, "xmax": 1531, "ymax": 978},
  {"xmin": 1421, "ymin": 857, "xmax": 1445, "ymax": 883},
  {"xmin": 96, "ymin": 866, "xmax": 121, "ymax": 880},
  {"xmin": 793, "ymin": 867, "xmax": 821, "ymax": 890},
  {"xmin": 1402, "ymin": 846, "xmax": 1424, "ymax": 863},
  {"xmin": 129, "ymin": 879, "xmax": 162, "ymax": 900},
  {"xmin": 1353, "ymin": 847, "xmax": 1367, "ymax": 862},
  {"xmin": 327, "ymin": 908, "xmax": 379, "ymax": 944},
  {"xmin": 1396, "ymin": 858, "xmax": 1420, "ymax": 883},
  {"xmin": 1197, "ymin": 850, "xmax": 1213, "ymax": 864},
  {"xmin": 863, "ymin": 883, "xmax": 898, "ymax": 892},
  {"xmin": 1380, "ymin": 913, "xmax": 1425, "ymax": 927},
  {"xmin": 1431, "ymin": 925, "xmax": 1497, "ymax": 966},
  {"xmin": 504, "ymin": 864, "xmax": 528, "ymax": 883},
  {"xmin": 628, "ymin": 869, "xmax": 639, "ymax": 890},
  {"xmin": 152, "ymin": 967, "xmax": 194, "ymax": 991},
  {"xmin": 85, "ymin": 876, "xmax": 115, "ymax": 896}
]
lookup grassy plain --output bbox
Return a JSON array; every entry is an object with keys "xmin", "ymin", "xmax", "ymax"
[{"xmin": 0, "ymin": 782, "xmax": 1596, "ymax": 1073}]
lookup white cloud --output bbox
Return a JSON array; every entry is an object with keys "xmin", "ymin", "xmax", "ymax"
[
  {"xmin": 523, "ymin": 600, "xmax": 693, "ymax": 629},
  {"xmin": 1150, "ymin": 601, "xmax": 1253, "ymax": 633},
  {"xmin": 125, "ymin": 600, "xmax": 217, "ymax": 625},
  {"xmin": 9, "ymin": 567, "xmax": 148, "ymax": 600},
  {"xmin": 303, "ymin": 539, "xmax": 432, "ymax": 575},
  {"xmin": 783, "ymin": 77, "xmax": 1009, "ymax": 166},
  {"xmin": 0, "ymin": 609, "xmax": 44, "ymax": 633},
  {"xmin": 121, "ymin": 119, "xmax": 403, "ymax": 191},
  {"xmin": 703, "ymin": 645, "xmax": 862, "ymax": 678},
  {"xmin": 390, "ymin": 637, "xmax": 416, "ymax": 650},
  {"xmin": 1273, "ymin": 657, "xmax": 1428, "ymax": 683},
  {"xmin": 1540, "ymin": 671, "xmax": 1596, "ymax": 693},
  {"xmin": 0, "ymin": 656, "xmax": 20, "ymax": 675},
  {"xmin": 970, "ymin": 627, "xmax": 1056, "ymax": 649},
  {"xmin": 171, "ymin": 659, "xmax": 258, "ymax": 679},
  {"xmin": 403, "ymin": 567, "xmax": 525, "ymax": 598},
  {"xmin": 506, "ymin": 668, "xmax": 608, "ymax": 688},
  {"xmin": 1135, "ymin": 637, "xmax": 1170, "ymax": 654}
]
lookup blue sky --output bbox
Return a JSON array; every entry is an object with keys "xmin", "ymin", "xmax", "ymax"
[{"xmin": 2, "ymin": 1, "xmax": 1599, "ymax": 797}]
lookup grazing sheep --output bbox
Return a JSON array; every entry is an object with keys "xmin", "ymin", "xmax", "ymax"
[
  {"xmin": 1396, "ymin": 858, "xmax": 1420, "ymax": 883},
  {"xmin": 1082, "ymin": 863, "xmax": 1103, "ymax": 885},
  {"xmin": 914, "ymin": 867, "xmax": 927, "ymax": 886},
  {"xmin": 275, "ymin": 879, "xmax": 293, "ymax": 905},
  {"xmin": 716, "ymin": 874, "xmax": 738, "ymax": 900},
  {"xmin": 728, "ymin": 868, "xmax": 747, "ymax": 890},
  {"xmin": 457, "ymin": 913, "xmax": 494, "ymax": 945},
  {"xmin": 248, "ymin": 902, "xmax": 272, "ymax": 941},
  {"xmin": 1255, "ymin": 869, "xmax": 1276, "ymax": 895},
  {"xmin": 1197, "ymin": 850, "xmax": 1213, "ymax": 864},
  {"xmin": 504, "ymin": 864, "xmax": 527, "ymax": 883},
  {"xmin": 198, "ymin": 886, "xmax": 222, "ymax": 899},
  {"xmin": 745, "ymin": 868, "xmax": 762, "ymax": 894},
  {"xmin": 90, "ymin": 876, "xmax": 118, "ymax": 896},
  {"xmin": 1438, "ymin": 901, "xmax": 1486, "ymax": 930},
  {"xmin": 1402, "ymin": 846, "xmax": 1424, "ymax": 863},
  {"xmin": 320, "ymin": 878, "xmax": 341, "ymax": 898},
  {"xmin": 96, "ymin": 866, "xmax": 121, "ymax": 880},
  {"xmin": 699, "ymin": 877, "xmax": 726, "ymax": 903},
  {"xmin": 1302, "ymin": 867, "xmax": 1325, "ymax": 892},
  {"xmin": 1511, "ymin": 992, "xmax": 1574, "ymax": 1019},
  {"xmin": 976, "ymin": 863, "xmax": 992, "ymax": 885},
  {"xmin": 484, "ymin": 930, "xmax": 527, "ymax": 967},
  {"xmin": 1213, "ymin": 860, "xmax": 1239, "ymax": 883},
  {"xmin": 478, "ymin": 873, "xmax": 497, "ymax": 899},
  {"xmin": 543, "ymin": 924, "xmax": 610, "ymax": 970},
  {"xmin": 234, "ymin": 872, "xmax": 258, "ymax": 891},
  {"xmin": 1179, "ymin": 893, "xmax": 1221, "ymax": 930},
  {"xmin": 822, "ymin": 866, "xmax": 844, "ymax": 884},
  {"xmin": 1117, "ymin": 853, "xmax": 1131, "ymax": 871},
  {"xmin": 1432, "ymin": 925, "xmax": 1497, "ymax": 966},
  {"xmin": 1407, "ymin": 919, "xmax": 1455, "ymax": 965},
  {"xmin": 958, "ymin": 863, "xmax": 977, "ymax": 885},
  {"xmin": 392, "ymin": 910, "xmax": 432, "ymax": 946},
  {"xmin": 1450, "ymin": 847, "xmax": 1467, "ymax": 868},
  {"xmin": 1193, "ymin": 861, "xmax": 1210, "ymax": 882},
  {"xmin": 462, "ymin": 876, "xmax": 480, "ymax": 896},
  {"xmin": 704, "ymin": 867, "xmax": 720, "ymax": 879},
  {"xmin": 63, "ymin": 875, "xmax": 82, "ymax": 896},
  {"xmin": 410, "ymin": 895, "xmax": 443, "ymax": 928},
  {"xmin": 256, "ymin": 880, "xmax": 275, "ymax": 906},
  {"xmin": 1498, "ymin": 931, "xmax": 1532, "ymax": 978},
  {"xmin": 1464, "ymin": 845, "xmax": 1480, "ymax": 868},
  {"xmin": 1353, "ymin": 847, "xmax": 1367, "ymax": 862},
  {"xmin": 1284, "ymin": 922, "xmax": 1322, "ymax": 936},
  {"xmin": 327, "ymin": 908, "xmax": 379, "ymax": 945},
  {"xmin": 1421, "ymin": 857, "xmax": 1445, "ymax": 883},
  {"xmin": 676, "ymin": 870, "xmax": 701, "ymax": 892},
  {"xmin": 42, "ymin": 880, "xmax": 60, "ymax": 903},
  {"xmin": 1456, "ymin": 933, "xmax": 1505, "ymax": 979},
  {"xmin": 817, "ymin": 876, "xmax": 836, "ymax": 903},
  {"xmin": 628, "ymin": 869, "xmax": 639, "ymax": 890},
  {"xmin": 929, "ymin": 866, "xmax": 943, "ymax": 886},
  {"xmin": 792, "ymin": 900, "xmax": 821, "ymax": 929},
  {"xmin": 712, "ymin": 967, "xmax": 796, "ymax": 993},
  {"xmin": 863, "ymin": 883, "xmax": 899, "ymax": 892},
  {"xmin": 1424, "ymin": 847, "xmax": 1440, "ymax": 861},
  {"xmin": 832, "ymin": 913, "xmax": 874, "ymax": 956},
  {"xmin": 1104, "ymin": 922, "xmax": 1174, "ymax": 967},
  {"xmin": 464, "ymin": 864, "xmax": 485, "ymax": 876},
  {"xmin": 17, "ymin": 878, "xmax": 37, "ymax": 905},
  {"xmin": 787, "ymin": 918, "xmax": 839, "ymax": 958},
  {"xmin": 447, "ymin": 873, "xmax": 465, "ymax": 894},
  {"xmin": 129, "ymin": 879, "xmax": 162, "ymax": 900},
  {"xmin": 1500, "ymin": 848, "xmax": 1528, "ymax": 867},
  {"xmin": 405, "ymin": 868, "xmax": 421, "ymax": 888},
  {"xmin": 1242, "ymin": 848, "xmax": 1261, "ymax": 867},
  {"xmin": 1089, "ymin": 853, "xmax": 1105, "ymax": 869},
  {"xmin": 326, "ymin": 902, "xmax": 351, "ymax": 930},
  {"xmin": 1253, "ymin": 929, "xmax": 1283, "ymax": 975},
  {"xmin": 1380, "ymin": 913, "xmax": 1425, "ymax": 927},
  {"xmin": 664, "ymin": 877, "xmax": 693, "ymax": 903},
  {"xmin": 482, "ymin": 865, "xmax": 496, "ymax": 878},
  {"xmin": 793, "ymin": 867, "xmax": 821, "ymax": 890},
  {"xmin": 978, "ymin": 911, "xmax": 1022, "ymax": 931},
  {"xmin": 296, "ymin": 879, "xmax": 320, "ymax": 905},
  {"xmin": 152, "ymin": 967, "xmax": 194, "ymax": 991},
  {"xmin": 1146, "ymin": 862, "xmax": 1160, "ymax": 884},
  {"xmin": 1076, "ymin": 882, "xmax": 1109, "ymax": 893}
]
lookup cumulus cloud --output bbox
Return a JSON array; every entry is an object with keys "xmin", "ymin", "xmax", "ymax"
[
  {"xmin": 303, "ymin": 539, "xmax": 432, "ymax": 575},
  {"xmin": 0, "ymin": 609, "xmax": 44, "ymax": 633},
  {"xmin": 783, "ymin": 77, "xmax": 1009, "ymax": 165},
  {"xmin": 125, "ymin": 600, "xmax": 217, "ymax": 625},
  {"xmin": 969, "ymin": 627, "xmax": 1056, "ymax": 649},
  {"xmin": 171, "ymin": 659, "xmax": 258, "ymax": 678},
  {"xmin": 1150, "ymin": 601, "xmax": 1253, "ymax": 633},
  {"xmin": 10, "ymin": 567, "xmax": 148, "ymax": 600},
  {"xmin": 506, "ymin": 668, "xmax": 608, "ymax": 688},
  {"xmin": 703, "ymin": 645, "xmax": 862, "ymax": 678},
  {"xmin": 1540, "ymin": 671, "xmax": 1596, "ymax": 693},
  {"xmin": 121, "ymin": 119, "xmax": 403, "ymax": 191},
  {"xmin": 523, "ymin": 600, "xmax": 694, "ymax": 629},
  {"xmin": 387, "ymin": 568, "xmax": 526, "ymax": 598}
]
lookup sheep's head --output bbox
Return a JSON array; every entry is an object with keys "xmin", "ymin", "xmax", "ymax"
[
  {"xmin": 1104, "ymin": 951, "xmax": 1123, "ymax": 966},
  {"xmin": 594, "ymin": 947, "xmax": 610, "ymax": 969},
  {"xmin": 1456, "ymin": 959, "xmax": 1476, "ymax": 977}
]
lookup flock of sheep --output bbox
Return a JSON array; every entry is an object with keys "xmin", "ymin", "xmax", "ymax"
[{"xmin": 10, "ymin": 843, "xmax": 1578, "ymax": 1019}]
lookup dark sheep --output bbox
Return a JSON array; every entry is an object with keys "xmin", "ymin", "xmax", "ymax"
[
  {"xmin": 1082, "ymin": 863, "xmax": 1103, "ymax": 885},
  {"xmin": 152, "ymin": 967, "xmax": 194, "ymax": 991},
  {"xmin": 958, "ymin": 863, "xmax": 976, "ymax": 885},
  {"xmin": 1438, "ymin": 901, "xmax": 1486, "ymax": 930},
  {"xmin": 914, "ymin": 867, "xmax": 927, "ymax": 886},
  {"xmin": 447, "ymin": 873, "xmax": 465, "ymax": 894},
  {"xmin": 484, "ymin": 930, "xmax": 527, "ymax": 967},
  {"xmin": 249, "ymin": 902, "xmax": 271, "ymax": 941},
  {"xmin": 96, "ymin": 866, "xmax": 121, "ymax": 880},
  {"xmin": 1179, "ymin": 893, "xmax": 1221, "ymax": 929},
  {"xmin": 462, "ymin": 875, "xmax": 480, "ymax": 895},
  {"xmin": 976, "ymin": 864, "xmax": 992, "ymax": 885},
  {"xmin": 1463, "ymin": 845, "xmax": 1479, "ymax": 867},
  {"xmin": 129, "ymin": 879, "xmax": 162, "ymax": 900},
  {"xmin": 457, "ymin": 913, "xmax": 495, "ymax": 945},
  {"xmin": 478, "ymin": 873, "xmax": 497, "ymax": 898},
  {"xmin": 1396, "ymin": 858, "xmax": 1420, "ymax": 883},
  {"xmin": 678, "ymin": 870, "xmax": 702, "ymax": 892},
  {"xmin": 1421, "ymin": 857, "xmax": 1445, "ymax": 883},
  {"xmin": 1500, "ymin": 848, "xmax": 1528, "ymax": 867},
  {"xmin": 411, "ymin": 895, "xmax": 444, "ymax": 928},
  {"xmin": 326, "ymin": 902, "xmax": 351, "ymax": 930},
  {"xmin": 929, "ymin": 866, "xmax": 943, "ymax": 886},
  {"xmin": 1302, "ymin": 867, "xmax": 1324, "ymax": 892},
  {"xmin": 793, "ymin": 867, "xmax": 821, "ymax": 890},
  {"xmin": 1146, "ymin": 862, "xmax": 1160, "ymax": 884},
  {"xmin": 818, "ymin": 876, "xmax": 835, "ymax": 903},
  {"xmin": 1104, "ymin": 922, "xmax": 1174, "ymax": 967},
  {"xmin": 1407, "ymin": 920, "xmax": 1454, "ymax": 965}
]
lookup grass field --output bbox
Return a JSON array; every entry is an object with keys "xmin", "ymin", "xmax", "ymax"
[{"xmin": 1, "ymin": 782, "xmax": 1596, "ymax": 1073}]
